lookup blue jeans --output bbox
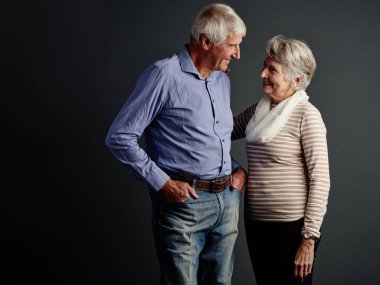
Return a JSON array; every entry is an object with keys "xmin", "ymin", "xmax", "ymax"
[{"xmin": 151, "ymin": 187, "xmax": 241, "ymax": 285}]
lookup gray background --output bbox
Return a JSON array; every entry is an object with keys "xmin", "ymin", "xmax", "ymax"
[{"xmin": 2, "ymin": 0, "xmax": 380, "ymax": 284}]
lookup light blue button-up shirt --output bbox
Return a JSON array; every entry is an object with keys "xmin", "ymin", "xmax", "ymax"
[{"xmin": 106, "ymin": 47, "xmax": 237, "ymax": 191}]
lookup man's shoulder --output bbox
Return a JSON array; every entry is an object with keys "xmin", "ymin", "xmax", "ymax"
[
  {"xmin": 152, "ymin": 52, "xmax": 180, "ymax": 72},
  {"xmin": 139, "ymin": 52, "xmax": 180, "ymax": 82}
]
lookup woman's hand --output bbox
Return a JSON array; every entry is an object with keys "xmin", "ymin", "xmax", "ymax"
[{"xmin": 294, "ymin": 238, "xmax": 315, "ymax": 282}]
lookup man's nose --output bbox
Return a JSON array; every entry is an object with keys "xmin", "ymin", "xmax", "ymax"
[{"xmin": 232, "ymin": 45, "xmax": 240, "ymax": 60}]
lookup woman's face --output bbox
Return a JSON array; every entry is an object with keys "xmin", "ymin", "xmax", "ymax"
[{"xmin": 260, "ymin": 56, "xmax": 297, "ymax": 103}]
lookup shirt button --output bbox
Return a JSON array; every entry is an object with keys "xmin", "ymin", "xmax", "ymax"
[
  {"xmin": 216, "ymin": 121, "xmax": 219, "ymax": 124},
  {"xmin": 223, "ymin": 161, "xmax": 226, "ymax": 164},
  {"xmin": 222, "ymin": 139, "xmax": 225, "ymax": 142}
]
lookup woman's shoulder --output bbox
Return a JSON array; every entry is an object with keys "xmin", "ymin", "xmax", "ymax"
[
  {"xmin": 295, "ymin": 100, "xmax": 322, "ymax": 116},
  {"xmin": 298, "ymin": 100, "xmax": 327, "ymax": 131}
]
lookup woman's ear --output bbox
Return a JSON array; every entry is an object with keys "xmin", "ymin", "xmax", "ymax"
[{"xmin": 292, "ymin": 76, "xmax": 303, "ymax": 88}]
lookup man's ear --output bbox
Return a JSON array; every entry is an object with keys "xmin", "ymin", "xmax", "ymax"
[{"xmin": 200, "ymin": 34, "xmax": 211, "ymax": 51}]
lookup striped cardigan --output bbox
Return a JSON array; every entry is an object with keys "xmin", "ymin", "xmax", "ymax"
[{"xmin": 233, "ymin": 100, "xmax": 330, "ymax": 237}]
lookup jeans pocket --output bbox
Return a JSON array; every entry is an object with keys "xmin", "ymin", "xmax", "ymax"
[
  {"xmin": 160, "ymin": 198, "xmax": 196, "ymax": 229},
  {"xmin": 231, "ymin": 187, "xmax": 242, "ymax": 194}
]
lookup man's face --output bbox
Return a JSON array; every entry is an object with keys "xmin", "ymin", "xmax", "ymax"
[{"xmin": 208, "ymin": 33, "xmax": 242, "ymax": 73}]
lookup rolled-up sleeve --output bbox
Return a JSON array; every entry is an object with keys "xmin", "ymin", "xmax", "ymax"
[{"xmin": 105, "ymin": 64, "xmax": 170, "ymax": 191}]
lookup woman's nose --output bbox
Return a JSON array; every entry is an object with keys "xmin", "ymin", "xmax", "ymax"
[{"xmin": 260, "ymin": 68, "xmax": 267, "ymax": 78}]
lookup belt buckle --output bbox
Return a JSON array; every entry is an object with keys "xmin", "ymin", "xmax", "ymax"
[{"xmin": 210, "ymin": 178, "xmax": 225, "ymax": 192}]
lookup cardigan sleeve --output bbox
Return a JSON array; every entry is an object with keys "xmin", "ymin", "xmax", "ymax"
[
  {"xmin": 300, "ymin": 104, "xmax": 331, "ymax": 238},
  {"xmin": 232, "ymin": 104, "xmax": 257, "ymax": 141}
]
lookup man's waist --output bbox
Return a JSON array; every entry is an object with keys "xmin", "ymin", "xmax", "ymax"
[
  {"xmin": 167, "ymin": 171, "xmax": 232, "ymax": 193},
  {"xmin": 147, "ymin": 138, "xmax": 232, "ymax": 174}
]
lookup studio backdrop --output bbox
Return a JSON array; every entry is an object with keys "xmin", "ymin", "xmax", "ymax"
[{"xmin": 2, "ymin": 0, "xmax": 380, "ymax": 284}]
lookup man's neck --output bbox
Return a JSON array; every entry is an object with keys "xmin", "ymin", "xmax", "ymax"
[{"xmin": 187, "ymin": 41, "xmax": 211, "ymax": 80}]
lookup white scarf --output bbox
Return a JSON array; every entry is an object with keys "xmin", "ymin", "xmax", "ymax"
[{"xmin": 245, "ymin": 90, "xmax": 309, "ymax": 143}]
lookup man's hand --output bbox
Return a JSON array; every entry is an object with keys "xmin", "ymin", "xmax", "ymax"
[
  {"xmin": 294, "ymin": 238, "xmax": 315, "ymax": 282},
  {"xmin": 230, "ymin": 167, "xmax": 247, "ymax": 192},
  {"xmin": 161, "ymin": 179, "xmax": 198, "ymax": 202}
]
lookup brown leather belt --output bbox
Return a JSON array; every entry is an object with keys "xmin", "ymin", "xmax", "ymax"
[{"xmin": 171, "ymin": 174, "xmax": 232, "ymax": 193}]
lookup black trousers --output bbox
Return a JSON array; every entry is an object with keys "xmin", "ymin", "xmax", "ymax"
[{"xmin": 245, "ymin": 218, "xmax": 320, "ymax": 285}]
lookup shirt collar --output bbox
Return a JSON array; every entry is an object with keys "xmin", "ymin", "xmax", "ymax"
[{"xmin": 178, "ymin": 46, "xmax": 217, "ymax": 81}]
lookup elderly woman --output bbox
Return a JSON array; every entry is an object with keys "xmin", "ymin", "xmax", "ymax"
[{"xmin": 233, "ymin": 35, "xmax": 330, "ymax": 285}]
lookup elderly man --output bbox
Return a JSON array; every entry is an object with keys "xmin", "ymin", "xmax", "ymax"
[{"xmin": 106, "ymin": 3, "xmax": 247, "ymax": 284}]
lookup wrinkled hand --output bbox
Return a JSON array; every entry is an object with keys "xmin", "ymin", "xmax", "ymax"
[
  {"xmin": 294, "ymin": 238, "xmax": 315, "ymax": 282},
  {"xmin": 161, "ymin": 179, "xmax": 198, "ymax": 202},
  {"xmin": 231, "ymin": 168, "xmax": 247, "ymax": 192}
]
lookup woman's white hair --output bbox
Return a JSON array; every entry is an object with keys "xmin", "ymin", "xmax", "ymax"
[
  {"xmin": 191, "ymin": 3, "xmax": 246, "ymax": 45},
  {"xmin": 266, "ymin": 35, "xmax": 316, "ymax": 90}
]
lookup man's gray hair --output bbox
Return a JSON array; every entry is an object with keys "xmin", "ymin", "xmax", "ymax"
[
  {"xmin": 266, "ymin": 35, "xmax": 316, "ymax": 90},
  {"xmin": 191, "ymin": 3, "xmax": 246, "ymax": 45}
]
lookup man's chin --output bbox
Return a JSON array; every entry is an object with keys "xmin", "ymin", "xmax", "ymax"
[{"xmin": 219, "ymin": 65, "xmax": 230, "ymax": 73}]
